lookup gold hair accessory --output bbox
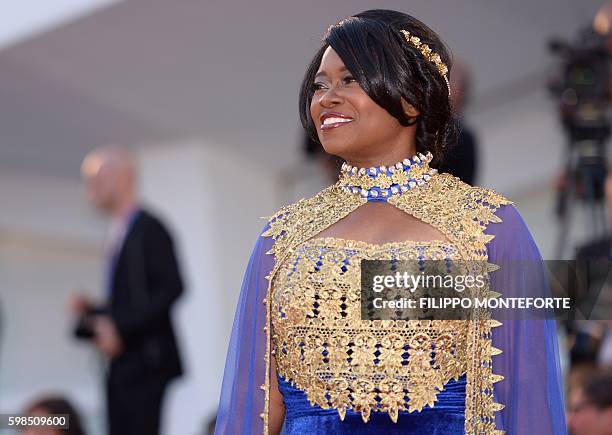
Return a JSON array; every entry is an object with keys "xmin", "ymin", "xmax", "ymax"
[{"xmin": 400, "ymin": 30, "xmax": 450, "ymax": 97}]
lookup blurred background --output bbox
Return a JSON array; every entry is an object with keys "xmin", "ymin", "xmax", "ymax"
[{"xmin": 0, "ymin": 1, "xmax": 611, "ymax": 434}]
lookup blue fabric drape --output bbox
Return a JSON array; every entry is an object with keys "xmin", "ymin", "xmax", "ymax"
[
  {"xmin": 214, "ymin": 224, "xmax": 274, "ymax": 435},
  {"xmin": 485, "ymin": 205, "xmax": 567, "ymax": 434}
]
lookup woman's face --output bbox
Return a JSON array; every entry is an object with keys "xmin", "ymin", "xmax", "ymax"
[{"xmin": 310, "ymin": 46, "xmax": 418, "ymax": 166}]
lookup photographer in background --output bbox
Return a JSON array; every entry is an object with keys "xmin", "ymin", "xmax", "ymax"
[
  {"xmin": 550, "ymin": 1, "xmax": 612, "ymax": 254},
  {"xmin": 70, "ymin": 145, "xmax": 184, "ymax": 435}
]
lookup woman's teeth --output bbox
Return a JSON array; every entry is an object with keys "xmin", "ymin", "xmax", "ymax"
[{"xmin": 322, "ymin": 117, "xmax": 353, "ymax": 126}]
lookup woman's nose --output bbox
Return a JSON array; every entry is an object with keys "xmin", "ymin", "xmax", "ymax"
[{"xmin": 318, "ymin": 83, "xmax": 343, "ymax": 107}]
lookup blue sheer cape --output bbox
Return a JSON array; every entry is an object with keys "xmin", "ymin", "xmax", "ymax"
[{"xmin": 214, "ymin": 204, "xmax": 567, "ymax": 434}]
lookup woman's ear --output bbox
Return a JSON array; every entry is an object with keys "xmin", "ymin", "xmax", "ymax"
[{"xmin": 401, "ymin": 98, "xmax": 420, "ymax": 118}]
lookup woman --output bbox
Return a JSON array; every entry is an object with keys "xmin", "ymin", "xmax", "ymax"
[{"xmin": 215, "ymin": 9, "xmax": 566, "ymax": 435}]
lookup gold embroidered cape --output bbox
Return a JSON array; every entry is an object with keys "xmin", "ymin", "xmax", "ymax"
[{"xmin": 259, "ymin": 171, "xmax": 512, "ymax": 435}]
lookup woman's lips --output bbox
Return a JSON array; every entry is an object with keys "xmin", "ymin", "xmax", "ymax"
[{"xmin": 321, "ymin": 119, "xmax": 354, "ymax": 131}]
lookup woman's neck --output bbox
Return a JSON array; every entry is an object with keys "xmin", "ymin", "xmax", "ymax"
[
  {"xmin": 343, "ymin": 145, "xmax": 418, "ymax": 169},
  {"xmin": 344, "ymin": 150, "xmax": 419, "ymax": 170}
]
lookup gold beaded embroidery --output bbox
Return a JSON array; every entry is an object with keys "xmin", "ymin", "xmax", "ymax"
[
  {"xmin": 272, "ymin": 238, "xmax": 470, "ymax": 423},
  {"xmin": 261, "ymin": 172, "xmax": 512, "ymax": 435}
]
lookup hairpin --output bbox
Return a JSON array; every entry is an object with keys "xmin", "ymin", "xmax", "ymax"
[{"xmin": 400, "ymin": 30, "xmax": 450, "ymax": 97}]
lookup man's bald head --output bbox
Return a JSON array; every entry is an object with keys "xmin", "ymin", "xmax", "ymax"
[
  {"xmin": 594, "ymin": 2, "xmax": 612, "ymax": 54},
  {"xmin": 81, "ymin": 145, "xmax": 138, "ymax": 215}
]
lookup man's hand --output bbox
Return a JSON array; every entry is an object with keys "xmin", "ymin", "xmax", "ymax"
[
  {"xmin": 93, "ymin": 315, "xmax": 124, "ymax": 358},
  {"xmin": 68, "ymin": 293, "xmax": 92, "ymax": 315}
]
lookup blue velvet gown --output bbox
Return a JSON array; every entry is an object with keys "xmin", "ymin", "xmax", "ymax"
[{"xmin": 278, "ymin": 374, "xmax": 466, "ymax": 434}]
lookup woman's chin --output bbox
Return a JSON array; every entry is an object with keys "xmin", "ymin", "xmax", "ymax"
[{"xmin": 320, "ymin": 142, "xmax": 356, "ymax": 160}]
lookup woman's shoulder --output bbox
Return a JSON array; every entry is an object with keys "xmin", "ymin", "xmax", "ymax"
[
  {"xmin": 266, "ymin": 184, "xmax": 336, "ymax": 221},
  {"xmin": 394, "ymin": 171, "xmax": 514, "ymax": 236},
  {"xmin": 430, "ymin": 174, "xmax": 540, "ymax": 259},
  {"xmin": 259, "ymin": 184, "xmax": 341, "ymax": 247},
  {"xmin": 436, "ymin": 172, "xmax": 524, "ymax": 227},
  {"xmin": 433, "ymin": 171, "xmax": 513, "ymax": 210}
]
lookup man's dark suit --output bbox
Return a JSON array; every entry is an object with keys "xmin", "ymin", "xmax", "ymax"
[{"xmin": 101, "ymin": 209, "xmax": 184, "ymax": 435}]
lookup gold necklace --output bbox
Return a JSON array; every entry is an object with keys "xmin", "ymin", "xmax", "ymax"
[{"xmin": 339, "ymin": 151, "xmax": 438, "ymax": 201}]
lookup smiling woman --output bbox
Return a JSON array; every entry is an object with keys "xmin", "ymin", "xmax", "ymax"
[
  {"xmin": 299, "ymin": 10, "xmax": 453, "ymax": 169},
  {"xmin": 214, "ymin": 9, "xmax": 567, "ymax": 435}
]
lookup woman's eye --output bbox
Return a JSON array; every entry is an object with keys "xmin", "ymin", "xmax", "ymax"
[{"xmin": 312, "ymin": 77, "xmax": 355, "ymax": 92}]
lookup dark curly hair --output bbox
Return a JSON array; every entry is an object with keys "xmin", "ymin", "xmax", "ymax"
[{"xmin": 298, "ymin": 9, "xmax": 454, "ymax": 165}]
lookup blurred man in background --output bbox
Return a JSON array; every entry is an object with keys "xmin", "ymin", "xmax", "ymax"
[
  {"xmin": 22, "ymin": 395, "xmax": 86, "ymax": 435},
  {"xmin": 70, "ymin": 145, "xmax": 184, "ymax": 435},
  {"xmin": 437, "ymin": 59, "xmax": 479, "ymax": 185},
  {"xmin": 567, "ymin": 369, "xmax": 612, "ymax": 435}
]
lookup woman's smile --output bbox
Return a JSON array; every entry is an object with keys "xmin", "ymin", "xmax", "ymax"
[{"xmin": 320, "ymin": 112, "xmax": 355, "ymax": 131}]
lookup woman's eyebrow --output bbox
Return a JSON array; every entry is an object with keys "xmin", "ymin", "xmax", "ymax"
[{"xmin": 314, "ymin": 66, "xmax": 348, "ymax": 80}]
